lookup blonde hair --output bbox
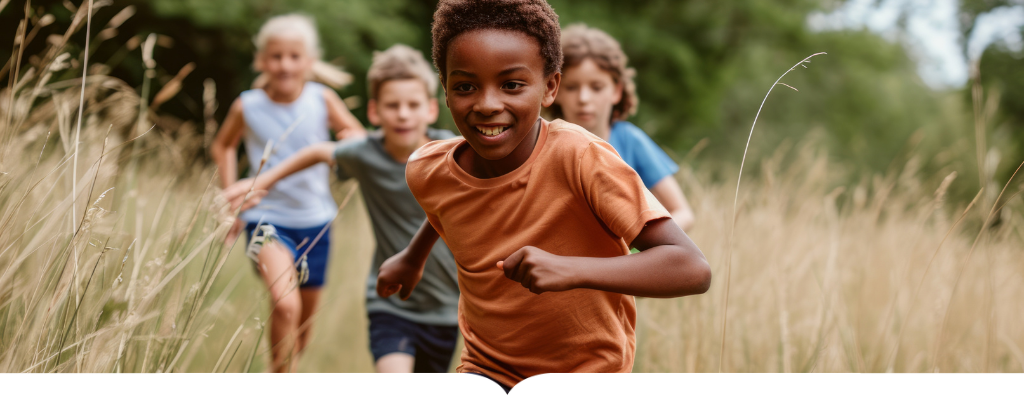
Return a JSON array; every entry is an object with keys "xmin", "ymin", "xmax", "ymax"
[
  {"xmin": 251, "ymin": 14, "xmax": 353, "ymax": 90},
  {"xmin": 549, "ymin": 24, "xmax": 638, "ymax": 122},
  {"xmin": 366, "ymin": 44, "xmax": 438, "ymax": 100}
]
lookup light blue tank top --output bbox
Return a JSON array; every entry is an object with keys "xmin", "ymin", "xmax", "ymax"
[{"xmin": 239, "ymin": 82, "xmax": 337, "ymax": 228}]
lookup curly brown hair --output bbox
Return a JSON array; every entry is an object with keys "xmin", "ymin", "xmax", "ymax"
[
  {"xmin": 548, "ymin": 24, "xmax": 638, "ymax": 123},
  {"xmin": 431, "ymin": 0, "xmax": 563, "ymax": 82}
]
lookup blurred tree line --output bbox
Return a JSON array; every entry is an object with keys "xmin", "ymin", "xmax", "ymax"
[{"xmin": 2, "ymin": 0, "xmax": 1021, "ymax": 203}]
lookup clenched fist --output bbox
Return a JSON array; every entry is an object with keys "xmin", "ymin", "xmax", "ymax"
[{"xmin": 498, "ymin": 246, "xmax": 578, "ymax": 295}]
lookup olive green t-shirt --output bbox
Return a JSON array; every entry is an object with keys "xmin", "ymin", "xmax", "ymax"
[{"xmin": 334, "ymin": 128, "xmax": 459, "ymax": 326}]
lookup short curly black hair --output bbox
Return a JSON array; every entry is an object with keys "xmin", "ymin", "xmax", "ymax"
[{"xmin": 431, "ymin": 0, "xmax": 563, "ymax": 82}]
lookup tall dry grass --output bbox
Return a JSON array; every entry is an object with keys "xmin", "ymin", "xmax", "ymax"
[
  {"xmin": 1, "ymin": 1, "xmax": 1021, "ymax": 373},
  {"xmin": 634, "ymin": 140, "xmax": 1024, "ymax": 372}
]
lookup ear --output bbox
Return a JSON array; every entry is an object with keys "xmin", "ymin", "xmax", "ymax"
[
  {"xmin": 612, "ymin": 82, "xmax": 624, "ymax": 105},
  {"xmin": 427, "ymin": 98, "xmax": 440, "ymax": 124},
  {"xmin": 367, "ymin": 99, "xmax": 381, "ymax": 126},
  {"xmin": 541, "ymin": 72, "xmax": 561, "ymax": 108}
]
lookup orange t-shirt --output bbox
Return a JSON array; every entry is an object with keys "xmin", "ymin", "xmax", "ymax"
[{"xmin": 406, "ymin": 119, "xmax": 670, "ymax": 387}]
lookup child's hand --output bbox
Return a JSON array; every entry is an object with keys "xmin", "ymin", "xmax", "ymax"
[
  {"xmin": 376, "ymin": 250, "xmax": 424, "ymax": 300},
  {"xmin": 223, "ymin": 178, "xmax": 268, "ymax": 212},
  {"xmin": 498, "ymin": 246, "xmax": 578, "ymax": 295},
  {"xmin": 224, "ymin": 217, "xmax": 244, "ymax": 246}
]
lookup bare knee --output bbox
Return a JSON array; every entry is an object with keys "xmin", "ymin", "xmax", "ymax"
[{"xmin": 272, "ymin": 294, "xmax": 302, "ymax": 323}]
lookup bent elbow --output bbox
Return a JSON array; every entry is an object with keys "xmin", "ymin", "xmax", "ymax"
[{"xmin": 695, "ymin": 262, "xmax": 712, "ymax": 295}]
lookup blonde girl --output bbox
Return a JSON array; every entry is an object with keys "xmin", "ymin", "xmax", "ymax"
[{"xmin": 209, "ymin": 14, "xmax": 365, "ymax": 372}]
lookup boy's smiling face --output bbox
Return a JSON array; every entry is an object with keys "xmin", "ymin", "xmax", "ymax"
[{"xmin": 443, "ymin": 29, "xmax": 560, "ymax": 163}]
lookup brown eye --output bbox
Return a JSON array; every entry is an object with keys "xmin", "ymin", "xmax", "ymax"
[
  {"xmin": 502, "ymin": 82, "xmax": 524, "ymax": 90},
  {"xmin": 453, "ymin": 83, "xmax": 474, "ymax": 92}
]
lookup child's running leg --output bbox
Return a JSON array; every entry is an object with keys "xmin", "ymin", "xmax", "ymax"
[
  {"xmin": 376, "ymin": 353, "xmax": 415, "ymax": 373},
  {"xmin": 296, "ymin": 288, "xmax": 321, "ymax": 354},
  {"xmin": 257, "ymin": 242, "xmax": 302, "ymax": 373}
]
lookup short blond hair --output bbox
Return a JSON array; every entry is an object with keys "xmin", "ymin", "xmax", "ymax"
[
  {"xmin": 367, "ymin": 44, "xmax": 438, "ymax": 100},
  {"xmin": 550, "ymin": 24, "xmax": 638, "ymax": 122}
]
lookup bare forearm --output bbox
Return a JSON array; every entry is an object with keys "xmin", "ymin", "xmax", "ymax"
[
  {"xmin": 651, "ymin": 177, "xmax": 696, "ymax": 231},
  {"xmin": 254, "ymin": 142, "xmax": 335, "ymax": 189},
  {"xmin": 403, "ymin": 220, "xmax": 440, "ymax": 265},
  {"xmin": 211, "ymin": 145, "xmax": 238, "ymax": 188},
  {"xmin": 565, "ymin": 245, "xmax": 710, "ymax": 298}
]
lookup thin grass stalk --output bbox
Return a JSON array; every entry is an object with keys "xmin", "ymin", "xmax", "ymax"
[
  {"xmin": 70, "ymin": 0, "xmax": 94, "ymax": 230},
  {"xmin": 244, "ymin": 321, "xmax": 265, "ymax": 373},
  {"xmin": 718, "ymin": 52, "xmax": 826, "ymax": 372},
  {"xmin": 212, "ymin": 323, "xmax": 243, "ymax": 372},
  {"xmin": 971, "ymin": 62, "xmax": 986, "ymax": 190},
  {"xmin": 1, "ymin": 9, "xmax": 28, "ymax": 161}
]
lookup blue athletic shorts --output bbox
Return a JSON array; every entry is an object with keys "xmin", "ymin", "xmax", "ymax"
[
  {"xmin": 244, "ymin": 221, "xmax": 331, "ymax": 288},
  {"xmin": 368, "ymin": 312, "xmax": 459, "ymax": 373}
]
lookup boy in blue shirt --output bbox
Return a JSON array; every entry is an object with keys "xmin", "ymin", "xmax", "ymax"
[{"xmin": 225, "ymin": 44, "xmax": 460, "ymax": 373}]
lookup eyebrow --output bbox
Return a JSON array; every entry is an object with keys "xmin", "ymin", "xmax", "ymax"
[
  {"xmin": 448, "ymin": 70, "xmax": 476, "ymax": 78},
  {"xmin": 448, "ymin": 65, "xmax": 532, "ymax": 79}
]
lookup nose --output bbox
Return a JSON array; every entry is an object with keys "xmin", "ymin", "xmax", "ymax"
[
  {"xmin": 280, "ymin": 57, "xmax": 297, "ymax": 73},
  {"xmin": 578, "ymin": 86, "xmax": 592, "ymax": 104},
  {"xmin": 473, "ymin": 87, "xmax": 503, "ymax": 117},
  {"xmin": 397, "ymin": 104, "xmax": 411, "ymax": 120}
]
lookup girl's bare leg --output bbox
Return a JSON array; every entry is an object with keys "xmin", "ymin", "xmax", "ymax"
[
  {"xmin": 257, "ymin": 242, "xmax": 302, "ymax": 373},
  {"xmin": 296, "ymin": 288, "xmax": 321, "ymax": 354}
]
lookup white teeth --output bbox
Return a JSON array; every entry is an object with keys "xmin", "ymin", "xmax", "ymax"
[{"xmin": 475, "ymin": 126, "xmax": 508, "ymax": 136}]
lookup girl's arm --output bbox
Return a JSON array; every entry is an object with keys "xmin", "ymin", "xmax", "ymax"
[
  {"xmin": 209, "ymin": 98, "xmax": 246, "ymax": 189},
  {"xmin": 222, "ymin": 141, "xmax": 336, "ymax": 210},
  {"xmin": 649, "ymin": 176, "xmax": 696, "ymax": 232},
  {"xmin": 499, "ymin": 218, "xmax": 711, "ymax": 298},
  {"xmin": 323, "ymin": 89, "xmax": 366, "ymax": 140},
  {"xmin": 376, "ymin": 220, "xmax": 440, "ymax": 300}
]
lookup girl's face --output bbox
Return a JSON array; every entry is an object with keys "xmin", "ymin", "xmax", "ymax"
[
  {"xmin": 257, "ymin": 36, "xmax": 314, "ymax": 96},
  {"xmin": 554, "ymin": 58, "xmax": 623, "ymax": 136}
]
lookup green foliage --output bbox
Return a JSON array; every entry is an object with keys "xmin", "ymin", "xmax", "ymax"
[{"xmin": 3, "ymin": 0, "xmax": 1018, "ymax": 202}]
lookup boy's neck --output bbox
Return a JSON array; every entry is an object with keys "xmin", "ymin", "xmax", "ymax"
[
  {"xmin": 382, "ymin": 132, "xmax": 431, "ymax": 164},
  {"xmin": 457, "ymin": 118, "xmax": 542, "ymax": 179}
]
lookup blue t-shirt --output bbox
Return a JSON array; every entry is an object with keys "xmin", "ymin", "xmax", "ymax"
[{"xmin": 607, "ymin": 121, "xmax": 679, "ymax": 188}]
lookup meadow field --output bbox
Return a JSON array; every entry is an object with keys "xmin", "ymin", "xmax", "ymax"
[{"xmin": 1, "ymin": 1, "xmax": 1022, "ymax": 374}]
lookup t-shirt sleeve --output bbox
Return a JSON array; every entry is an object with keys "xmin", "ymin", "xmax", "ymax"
[
  {"xmin": 621, "ymin": 126, "xmax": 680, "ymax": 188},
  {"xmin": 579, "ymin": 141, "xmax": 671, "ymax": 246},
  {"xmin": 332, "ymin": 142, "xmax": 354, "ymax": 181},
  {"xmin": 405, "ymin": 152, "xmax": 447, "ymax": 239}
]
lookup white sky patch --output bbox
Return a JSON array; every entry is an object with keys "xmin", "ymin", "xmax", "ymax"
[
  {"xmin": 967, "ymin": 6, "xmax": 1024, "ymax": 60},
  {"xmin": 808, "ymin": 0, "xmax": 1024, "ymax": 89}
]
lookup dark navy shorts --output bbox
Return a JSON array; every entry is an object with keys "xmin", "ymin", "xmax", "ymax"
[
  {"xmin": 245, "ymin": 221, "xmax": 331, "ymax": 288},
  {"xmin": 368, "ymin": 312, "xmax": 459, "ymax": 373}
]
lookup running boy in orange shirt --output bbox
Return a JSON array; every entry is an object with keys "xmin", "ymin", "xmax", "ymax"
[{"xmin": 377, "ymin": 0, "xmax": 712, "ymax": 391}]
